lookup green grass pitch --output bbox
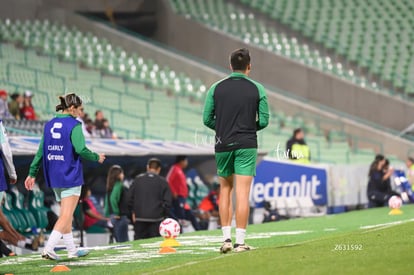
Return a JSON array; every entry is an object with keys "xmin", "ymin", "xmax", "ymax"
[{"xmin": 1, "ymin": 205, "xmax": 413, "ymax": 274}]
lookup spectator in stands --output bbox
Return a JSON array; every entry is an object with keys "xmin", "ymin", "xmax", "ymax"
[
  {"xmin": 97, "ymin": 119, "xmax": 116, "ymax": 139},
  {"xmin": 286, "ymin": 128, "xmax": 310, "ymax": 164},
  {"xmin": 128, "ymin": 158, "xmax": 172, "ymax": 240},
  {"xmin": 20, "ymin": 90, "xmax": 37, "ymax": 120},
  {"xmin": 80, "ymin": 186, "xmax": 111, "ymax": 231},
  {"xmin": 94, "ymin": 110, "xmax": 105, "ymax": 130},
  {"xmin": 0, "ymin": 90, "xmax": 12, "ymax": 119},
  {"xmin": 166, "ymin": 156, "xmax": 189, "ymax": 222},
  {"xmin": 8, "ymin": 92, "xmax": 23, "ymax": 120},
  {"xmin": 198, "ymin": 185, "xmax": 220, "ymax": 230},
  {"xmin": 104, "ymin": 165, "xmax": 129, "ymax": 242},
  {"xmin": 85, "ymin": 118, "xmax": 96, "ymax": 137},
  {"xmin": 77, "ymin": 107, "xmax": 91, "ymax": 138},
  {"xmin": 0, "ymin": 119, "xmax": 39, "ymax": 252},
  {"xmin": 367, "ymin": 156, "xmax": 400, "ymax": 207}
]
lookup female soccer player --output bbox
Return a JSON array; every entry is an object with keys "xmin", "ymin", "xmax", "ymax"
[
  {"xmin": 104, "ymin": 165, "xmax": 129, "ymax": 242},
  {"xmin": 24, "ymin": 93, "xmax": 105, "ymax": 260}
]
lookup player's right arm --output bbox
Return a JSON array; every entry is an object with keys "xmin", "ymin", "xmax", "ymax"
[
  {"xmin": 202, "ymin": 86, "xmax": 216, "ymax": 130},
  {"xmin": 256, "ymin": 84, "xmax": 269, "ymax": 131},
  {"xmin": 25, "ymin": 135, "xmax": 44, "ymax": 190}
]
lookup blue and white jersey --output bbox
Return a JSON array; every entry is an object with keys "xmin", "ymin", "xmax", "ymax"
[{"xmin": 42, "ymin": 116, "xmax": 83, "ymax": 188}]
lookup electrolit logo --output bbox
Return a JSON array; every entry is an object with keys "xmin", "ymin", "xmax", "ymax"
[{"xmin": 252, "ymin": 175, "xmax": 322, "ymax": 203}]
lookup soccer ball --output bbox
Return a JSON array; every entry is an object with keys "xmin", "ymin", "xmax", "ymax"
[
  {"xmin": 388, "ymin": 195, "xmax": 402, "ymax": 209},
  {"xmin": 159, "ymin": 218, "xmax": 181, "ymax": 238}
]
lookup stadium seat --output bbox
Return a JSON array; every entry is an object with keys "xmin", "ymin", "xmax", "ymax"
[
  {"xmin": 28, "ymin": 190, "xmax": 50, "ymax": 230},
  {"xmin": 2, "ymin": 192, "xmax": 29, "ymax": 233},
  {"xmin": 234, "ymin": 0, "xmax": 414, "ymax": 97},
  {"xmin": 9, "ymin": 188, "xmax": 39, "ymax": 231}
]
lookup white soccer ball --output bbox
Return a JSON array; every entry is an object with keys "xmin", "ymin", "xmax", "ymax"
[
  {"xmin": 388, "ymin": 195, "xmax": 402, "ymax": 209},
  {"xmin": 159, "ymin": 218, "xmax": 181, "ymax": 238}
]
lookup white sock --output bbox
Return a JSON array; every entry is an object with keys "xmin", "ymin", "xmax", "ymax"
[
  {"xmin": 45, "ymin": 230, "xmax": 62, "ymax": 252},
  {"xmin": 222, "ymin": 226, "xmax": 231, "ymax": 241},
  {"xmin": 62, "ymin": 233, "xmax": 77, "ymax": 255},
  {"xmin": 17, "ymin": 240, "xmax": 26, "ymax": 248},
  {"xmin": 235, "ymin": 228, "xmax": 246, "ymax": 245}
]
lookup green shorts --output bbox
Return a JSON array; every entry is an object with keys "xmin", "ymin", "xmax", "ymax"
[
  {"xmin": 53, "ymin": 186, "xmax": 82, "ymax": 202},
  {"xmin": 215, "ymin": 148, "xmax": 257, "ymax": 177}
]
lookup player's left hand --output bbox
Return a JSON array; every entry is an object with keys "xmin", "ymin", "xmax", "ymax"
[{"xmin": 24, "ymin": 176, "xmax": 36, "ymax": 190}]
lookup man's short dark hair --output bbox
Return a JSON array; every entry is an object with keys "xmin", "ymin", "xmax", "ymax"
[
  {"xmin": 147, "ymin": 158, "xmax": 161, "ymax": 169},
  {"xmin": 230, "ymin": 48, "xmax": 251, "ymax": 71},
  {"xmin": 175, "ymin": 155, "xmax": 187, "ymax": 164},
  {"xmin": 293, "ymin": 128, "xmax": 303, "ymax": 137}
]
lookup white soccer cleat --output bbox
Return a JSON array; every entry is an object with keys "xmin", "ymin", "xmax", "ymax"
[
  {"xmin": 220, "ymin": 239, "xmax": 232, "ymax": 254},
  {"xmin": 233, "ymin": 243, "xmax": 252, "ymax": 253},
  {"xmin": 41, "ymin": 249, "xmax": 61, "ymax": 260},
  {"xmin": 68, "ymin": 249, "xmax": 90, "ymax": 258}
]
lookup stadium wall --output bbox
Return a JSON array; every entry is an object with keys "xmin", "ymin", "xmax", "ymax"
[{"xmin": 153, "ymin": 0, "xmax": 414, "ymax": 132}]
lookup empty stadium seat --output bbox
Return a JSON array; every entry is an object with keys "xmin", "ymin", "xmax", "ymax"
[
  {"xmin": 28, "ymin": 189, "xmax": 50, "ymax": 230},
  {"xmin": 237, "ymin": 0, "xmax": 414, "ymax": 96},
  {"xmin": 9, "ymin": 188, "xmax": 39, "ymax": 231},
  {"xmin": 171, "ymin": 0, "xmax": 414, "ymax": 97}
]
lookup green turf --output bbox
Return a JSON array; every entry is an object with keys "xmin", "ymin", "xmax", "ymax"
[{"xmin": 1, "ymin": 206, "xmax": 413, "ymax": 274}]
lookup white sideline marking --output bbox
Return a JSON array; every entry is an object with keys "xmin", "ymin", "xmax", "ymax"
[
  {"xmin": 0, "ymin": 230, "xmax": 311, "ymax": 269},
  {"xmin": 360, "ymin": 218, "xmax": 414, "ymax": 233}
]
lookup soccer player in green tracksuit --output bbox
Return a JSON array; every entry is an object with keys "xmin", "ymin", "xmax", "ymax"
[{"xmin": 203, "ymin": 48, "xmax": 269, "ymax": 253}]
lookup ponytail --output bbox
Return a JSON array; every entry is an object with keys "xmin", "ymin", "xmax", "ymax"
[
  {"xmin": 55, "ymin": 93, "xmax": 82, "ymax": 112},
  {"xmin": 55, "ymin": 96, "xmax": 67, "ymax": 112}
]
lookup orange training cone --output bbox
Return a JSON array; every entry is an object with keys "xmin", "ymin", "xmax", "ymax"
[
  {"xmin": 158, "ymin": 237, "xmax": 181, "ymax": 254},
  {"xmin": 158, "ymin": 246, "xmax": 177, "ymax": 254},
  {"xmin": 50, "ymin": 265, "xmax": 71, "ymax": 272}
]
